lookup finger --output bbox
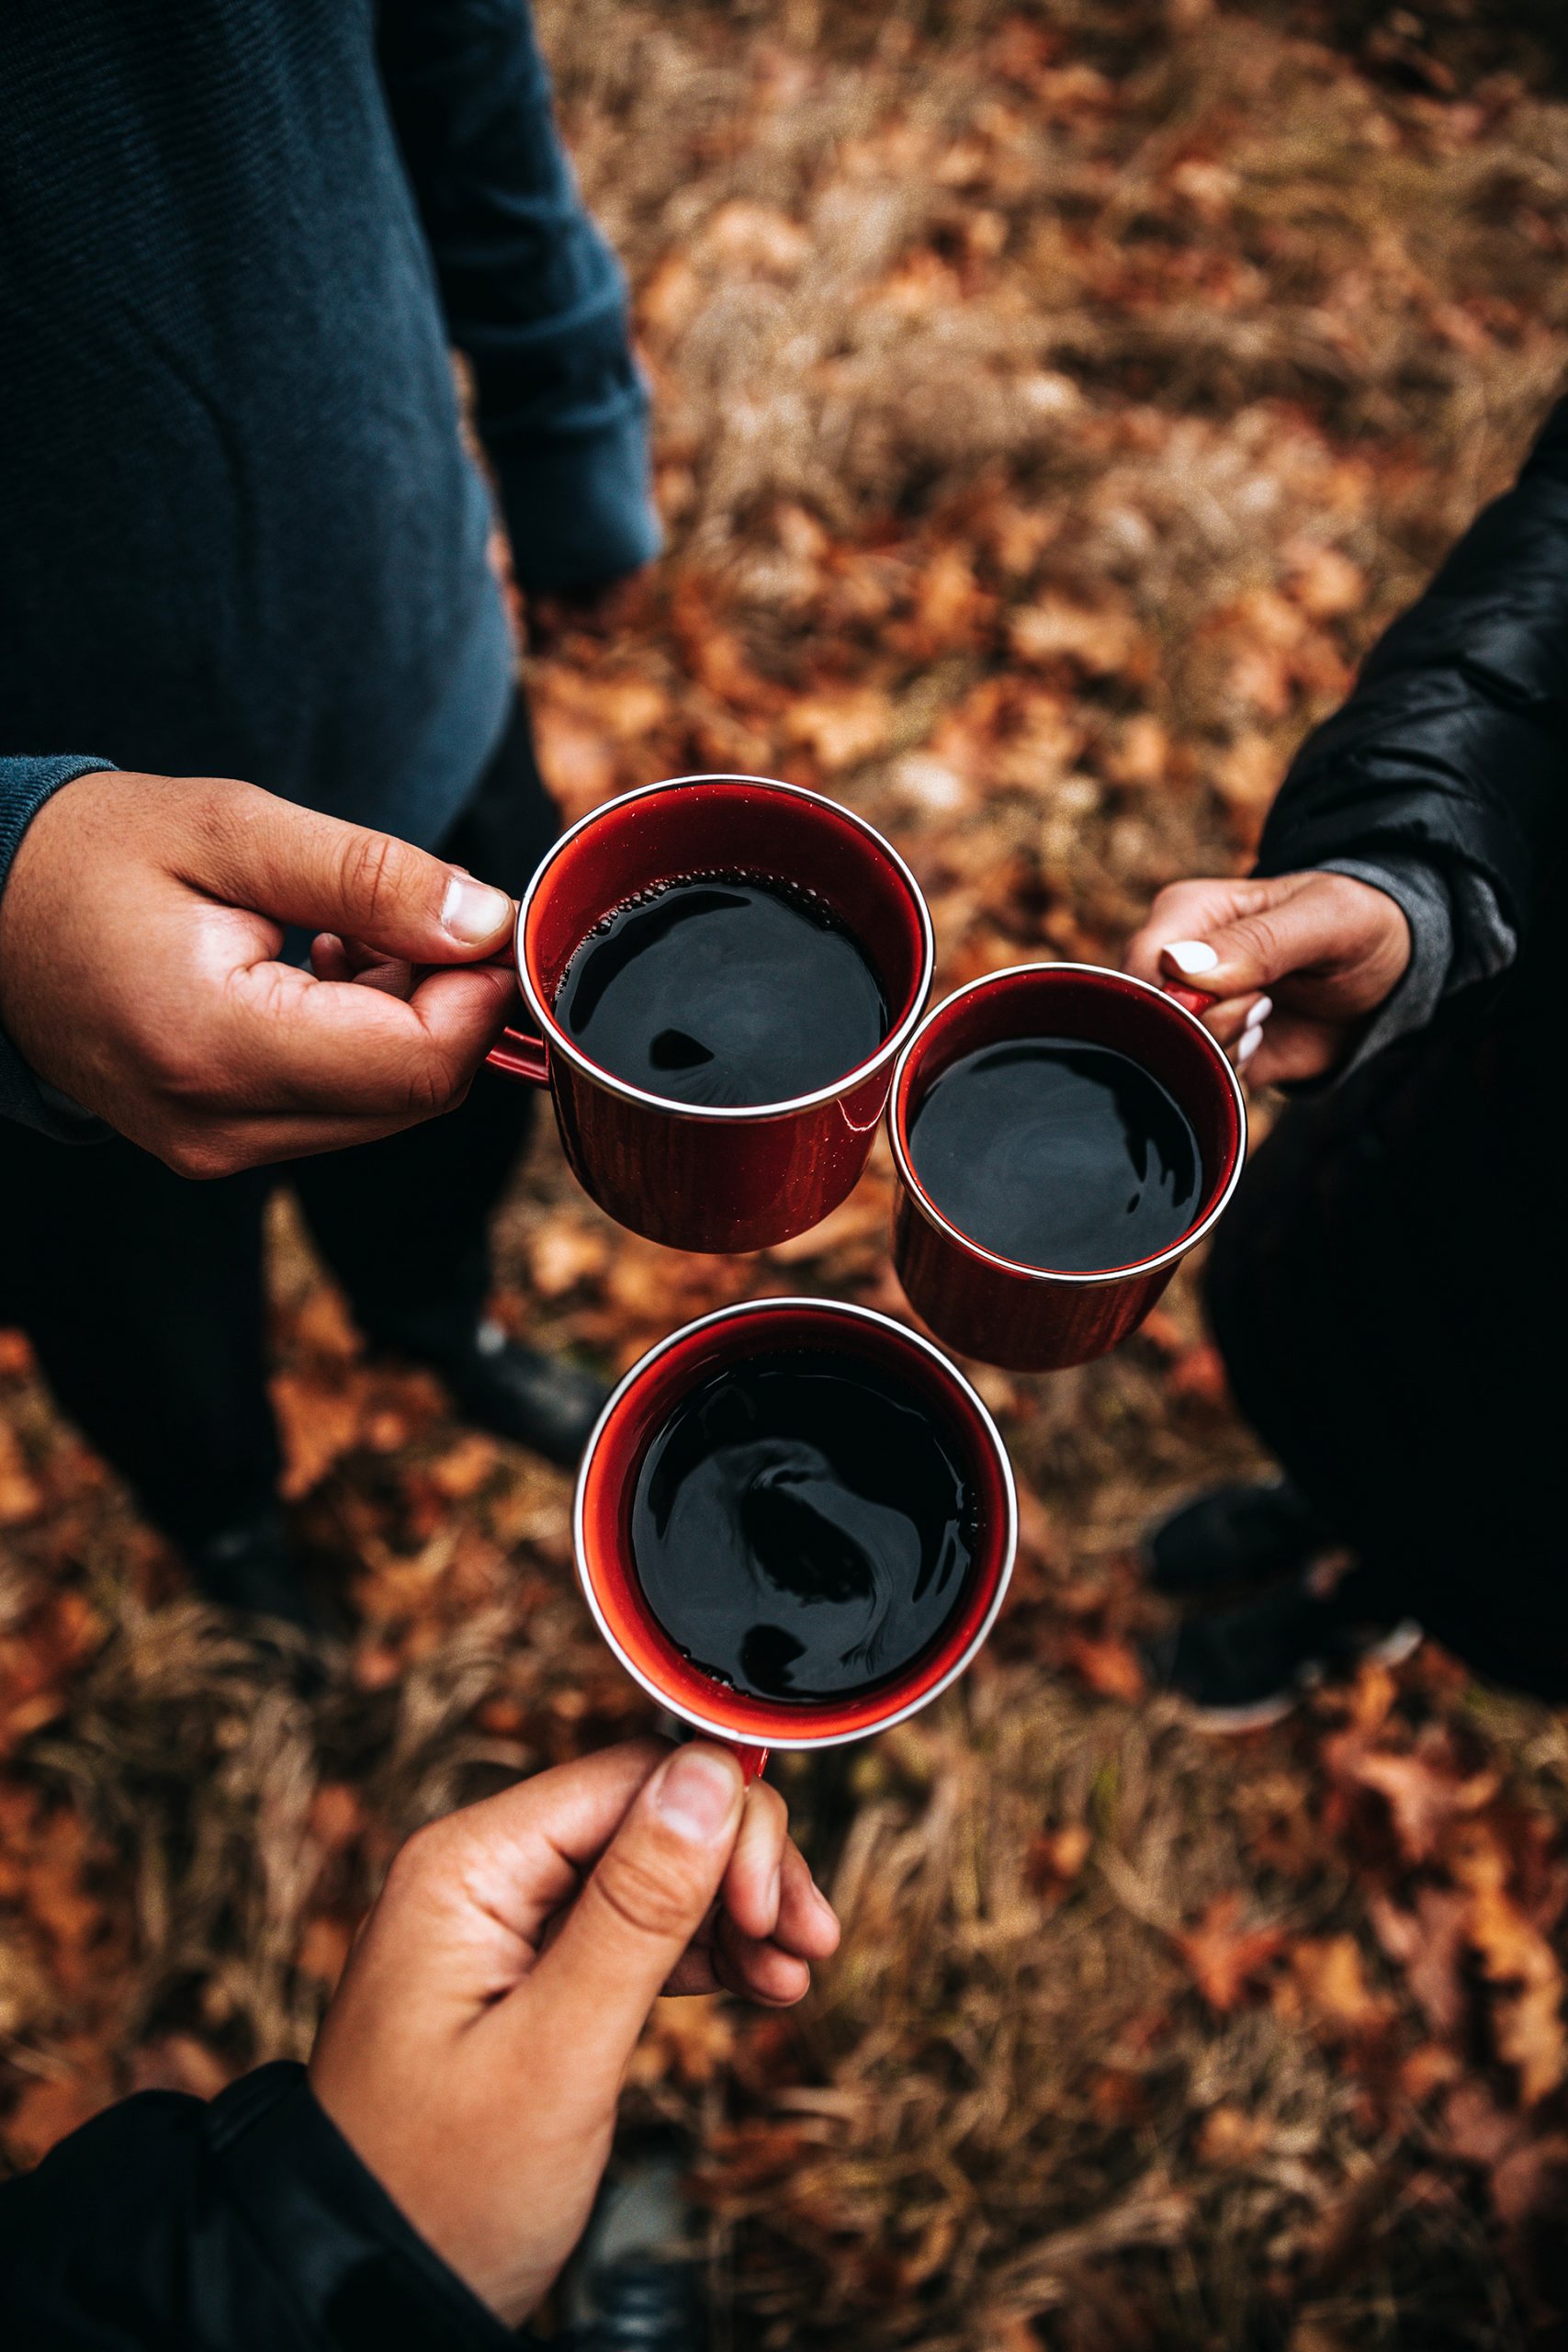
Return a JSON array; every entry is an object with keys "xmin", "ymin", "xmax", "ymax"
[
  {"xmin": 310, "ymin": 933, "xmax": 418, "ymax": 1000},
  {"xmin": 712, "ymin": 1908, "xmax": 813, "ymax": 2007},
  {"xmin": 525, "ymin": 1744, "xmax": 746, "ymax": 2062},
  {"xmin": 1155, "ymin": 875, "xmax": 1371, "ymax": 1005},
  {"xmin": 1123, "ymin": 879, "xmax": 1269, "ymax": 988},
  {"xmin": 663, "ymin": 1944, "xmax": 725, "ymax": 1997},
  {"xmin": 396, "ymin": 1740, "xmax": 675, "ymax": 1967},
  {"xmin": 773, "ymin": 1843, "xmax": 840, "ymax": 1963},
  {"xmin": 1175, "ymin": 990, "xmax": 1269, "ymax": 1052},
  {"xmin": 1243, "ymin": 1010, "xmax": 1349, "ymax": 1088},
  {"xmin": 179, "ymin": 782, "xmax": 516, "ymax": 965},
  {"xmin": 721, "ymin": 1781, "xmax": 790, "ymax": 1942},
  {"xmin": 219, "ymin": 957, "xmax": 517, "ymax": 1121}
]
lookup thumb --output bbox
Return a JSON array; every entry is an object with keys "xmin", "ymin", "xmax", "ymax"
[
  {"xmin": 525, "ymin": 1745, "xmax": 745, "ymax": 2067},
  {"xmin": 181, "ymin": 782, "xmax": 516, "ymax": 964},
  {"xmin": 1157, "ymin": 876, "xmax": 1336, "ymax": 1003}
]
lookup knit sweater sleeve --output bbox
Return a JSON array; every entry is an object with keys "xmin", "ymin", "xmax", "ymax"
[
  {"xmin": 0, "ymin": 755, "xmax": 116, "ymax": 1139},
  {"xmin": 377, "ymin": 0, "xmax": 661, "ymax": 594}
]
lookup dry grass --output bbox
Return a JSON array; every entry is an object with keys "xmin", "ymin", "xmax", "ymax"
[{"xmin": 6, "ymin": 5, "xmax": 1568, "ymax": 2346}]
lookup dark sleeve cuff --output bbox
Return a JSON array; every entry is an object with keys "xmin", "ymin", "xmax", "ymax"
[
  {"xmin": 0, "ymin": 755, "xmax": 117, "ymax": 1140},
  {"xmin": 491, "ymin": 390, "xmax": 662, "ymax": 594},
  {"xmin": 209, "ymin": 2064, "xmax": 521, "ymax": 2351}
]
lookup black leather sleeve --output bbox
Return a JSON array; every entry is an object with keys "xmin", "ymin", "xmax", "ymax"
[
  {"xmin": 1258, "ymin": 393, "xmax": 1568, "ymax": 939},
  {"xmin": 0, "ymin": 2063, "xmax": 518, "ymax": 2351}
]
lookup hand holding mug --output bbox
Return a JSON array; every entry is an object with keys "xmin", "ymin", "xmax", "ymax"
[
  {"xmin": 310, "ymin": 1738, "xmax": 840, "ymax": 2328},
  {"xmin": 0, "ymin": 769, "xmax": 519, "ymax": 1175},
  {"xmin": 1123, "ymin": 869, "xmax": 1411, "ymax": 1085}
]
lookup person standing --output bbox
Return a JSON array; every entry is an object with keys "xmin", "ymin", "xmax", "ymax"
[
  {"xmin": 0, "ymin": 0, "xmax": 660, "ymax": 1626},
  {"xmin": 1125, "ymin": 392, "xmax": 1564, "ymax": 1723}
]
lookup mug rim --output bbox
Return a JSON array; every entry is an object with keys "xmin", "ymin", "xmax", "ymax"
[
  {"xmin": 888, "ymin": 961, "xmax": 1248, "ymax": 1290},
  {"xmin": 513, "ymin": 774, "xmax": 936, "ymax": 1125},
  {"xmin": 572, "ymin": 1295, "xmax": 1019, "ymax": 1750}
]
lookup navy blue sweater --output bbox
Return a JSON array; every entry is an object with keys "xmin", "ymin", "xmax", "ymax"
[{"xmin": 0, "ymin": 0, "xmax": 658, "ymax": 1135}]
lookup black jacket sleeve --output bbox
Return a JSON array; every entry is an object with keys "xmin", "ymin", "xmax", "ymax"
[
  {"xmin": 376, "ymin": 0, "xmax": 660, "ymax": 593},
  {"xmin": 0, "ymin": 2063, "xmax": 518, "ymax": 2352},
  {"xmin": 1257, "ymin": 392, "xmax": 1568, "ymax": 947}
]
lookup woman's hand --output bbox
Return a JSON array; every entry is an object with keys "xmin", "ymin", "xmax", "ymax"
[
  {"xmin": 1123, "ymin": 869, "xmax": 1411, "ymax": 1084},
  {"xmin": 309, "ymin": 1738, "xmax": 840, "ymax": 2328}
]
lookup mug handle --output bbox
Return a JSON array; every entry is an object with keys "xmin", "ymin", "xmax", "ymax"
[
  {"xmin": 486, "ymin": 1026, "xmax": 550, "ymax": 1086},
  {"xmin": 1164, "ymin": 983, "xmax": 1214, "ymax": 1018},
  {"xmin": 728, "ymin": 1741, "xmax": 770, "ymax": 1785}
]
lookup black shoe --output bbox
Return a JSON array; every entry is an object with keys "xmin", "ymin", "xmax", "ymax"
[
  {"xmin": 1145, "ymin": 1574, "xmax": 1423, "ymax": 1732},
  {"xmin": 187, "ymin": 1508, "xmax": 328, "ymax": 1640},
  {"xmin": 576, "ymin": 2256, "xmax": 706, "ymax": 2352},
  {"xmin": 423, "ymin": 1319, "xmax": 609, "ymax": 1468},
  {"xmin": 1144, "ymin": 1478, "xmax": 1332, "ymax": 1601},
  {"xmin": 566, "ymin": 2143, "xmax": 707, "ymax": 2352}
]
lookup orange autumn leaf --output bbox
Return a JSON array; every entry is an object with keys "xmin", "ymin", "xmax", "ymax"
[{"xmin": 1177, "ymin": 1894, "xmax": 1286, "ymax": 2012}]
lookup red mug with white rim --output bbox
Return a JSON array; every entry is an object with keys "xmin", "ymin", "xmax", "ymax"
[
  {"xmin": 574, "ymin": 1297, "xmax": 1018, "ymax": 1781},
  {"xmin": 888, "ymin": 963, "xmax": 1247, "ymax": 1373},
  {"xmin": 484, "ymin": 775, "xmax": 933, "ymax": 1254}
]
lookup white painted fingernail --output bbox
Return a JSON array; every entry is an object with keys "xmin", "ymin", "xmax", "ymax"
[
  {"xmin": 1165, "ymin": 939, "xmax": 1219, "ymax": 975},
  {"xmin": 1244, "ymin": 996, "xmax": 1272, "ymax": 1032},
  {"xmin": 1236, "ymin": 1025, "xmax": 1262, "ymax": 1066}
]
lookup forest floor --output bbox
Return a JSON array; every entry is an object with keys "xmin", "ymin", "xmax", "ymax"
[{"xmin": 6, "ymin": 5, "xmax": 1568, "ymax": 2346}]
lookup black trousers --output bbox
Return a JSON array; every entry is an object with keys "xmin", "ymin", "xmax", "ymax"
[
  {"xmin": 0, "ymin": 699, "xmax": 558, "ymax": 1552},
  {"xmin": 1203, "ymin": 938, "xmax": 1561, "ymax": 1698}
]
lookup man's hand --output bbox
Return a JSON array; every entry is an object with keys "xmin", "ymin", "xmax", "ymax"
[
  {"xmin": 1123, "ymin": 869, "xmax": 1411, "ymax": 1085},
  {"xmin": 0, "ymin": 770, "xmax": 520, "ymax": 1174},
  {"xmin": 309, "ymin": 1739, "xmax": 840, "ymax": 2327}
]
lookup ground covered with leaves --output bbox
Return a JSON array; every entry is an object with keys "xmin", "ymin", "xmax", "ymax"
[{"xmin": 5, "ymin": 4, "xmax": 1568, "ymax": 2346}]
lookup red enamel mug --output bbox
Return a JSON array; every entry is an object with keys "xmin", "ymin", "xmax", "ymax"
[
  {"xmin": 574, "ymin": 1297, "xmax": 1018, "ymax": 1780},
  {"xmin": 888, "ymin": 963, "xmax": 1247, "ymax": 1374},
  {"xmin": 485, "ymin": 775, "xmax": 933, "ymax": 1254}
]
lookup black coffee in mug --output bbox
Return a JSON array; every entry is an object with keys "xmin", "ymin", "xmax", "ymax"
[
  {"xmin": 630, "ymin": 1347, "xmax": 977, "ymax": 1702},
  {"xmin": 553, "ymin": 874, "xmax": 887, "ymax": 1108},
  {"xmin": 908, "ymin": 1036, "xmax": 1202, "ymax": 1273}
]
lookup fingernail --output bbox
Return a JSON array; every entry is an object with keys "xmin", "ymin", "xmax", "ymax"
[
  {"xmin": 1244, "ymin": 996, "xmax": 1272, "ymax": 1032},
  {"xmin": 1165, "ymin": 939, "xmax": 1219, "ymax": 975},
  {"xmin": 655, "ymin": 1748, "xmax": 741, "ymax": 1843},
  {"xmin": 441, "ymin": 874, "xmax": 513, "ymax": 946},
  {"xmin": 1237, "ymin": 1025, "xmax": 1261, "ymax": 1066}
]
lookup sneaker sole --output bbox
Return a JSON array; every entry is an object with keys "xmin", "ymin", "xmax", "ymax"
[
  {"xmin": 1175, "ymin": 1621, "xmax": 1424, "ymax": 1735},
  {"xmin": 1358, "ymin": 1618, "xmax": 1424, "ymax": 1668}
]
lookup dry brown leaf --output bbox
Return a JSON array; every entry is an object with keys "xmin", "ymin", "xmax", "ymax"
[
  {"xmin": 270, "ymin": 1370, "xmax": 365, "ymax": 1500},
  {"xmin": 1058, "ymin": 1631, "xmax": 1145, "ymax": 1703},
  {"xmin": 528, "ymin": 1216, "xmax": 611, "ymax": 1299},
  {"xmin": 1281, "ymin": 1934, "xmax": 1393, "ymax": 2039},
  {"xmin": 1197, "ymin": 2104, "xmax": 1271, "ymax": 2167},
  {"xmin": 1176, "ymin": 1894, "xmax": 1285, "ymax": 2013},
  {"xmin": 1008, "ymin": 594, "xmax": 1138, "ymax": 676},
  {"xmin": 784, "ymin": 687, "xmax": 893, "ymax": 773}
]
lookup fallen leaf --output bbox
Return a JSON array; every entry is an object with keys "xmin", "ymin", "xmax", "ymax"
[{"xmin": 1177, "ymin": 1894, "xmax": 1285, "ymax": 2012}]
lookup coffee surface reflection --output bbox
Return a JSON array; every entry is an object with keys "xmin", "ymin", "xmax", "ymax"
[
  {"xmin": 631, "ymin": 1348, "xmax": 976, "ymax": 1702},
  {"xmin": 908, "ymin": 1036, "xmax": 1202, "ymax": 1272},
  {"xmin": 555, "ymin": 874, "xmax": 887, "ymax": 1107}
]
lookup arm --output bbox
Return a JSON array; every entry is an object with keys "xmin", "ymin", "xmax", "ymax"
[
  {"xmin": 0, "ymin": 1743, "xmax": 838, "ymax": 2346},
  {"xmin": 377, "ymin": 0, "xmax": 661, "ymax": 594},
  {"xmin": 1257, "ymin": 393, "xmax": 1568, "ymax": 933},
  {"xmin": 1127, "ymin": 394, "xmax": 1568, "ymax": 1080}
]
